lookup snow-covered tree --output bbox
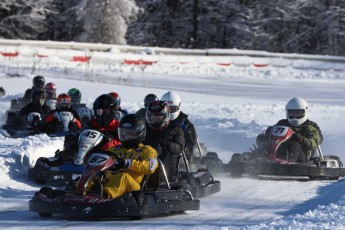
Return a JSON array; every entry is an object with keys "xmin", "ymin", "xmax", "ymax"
[
  {"xmin": 74, "ymin": 0, "xmax": 139, "ymax": 44},
  {"xmin": 1, "ymin": 0, "xmax": 345, "ymax": 55}
]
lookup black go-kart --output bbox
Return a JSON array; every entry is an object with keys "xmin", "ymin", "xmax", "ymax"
[
  {"xmin": 30, "ymin": 127, "xmax": 221, "ymax": 198},
  {"xmin": 29, "ymin": 151, "xmax": 200, "ymax": 220},
  {"xmin": 175, "ymin": 144, "xmax": 221, "ymax": 198},
  {"xmin": 3, "ymin": 110, "xmax": 79, "ymax": 138},
  {"xmin": 186, "ymin": 139, "xmax": 227, "ymax": 175},
  {"xmin": 28, "ymin": 128, "xmax": 104, "ymax": 184}
]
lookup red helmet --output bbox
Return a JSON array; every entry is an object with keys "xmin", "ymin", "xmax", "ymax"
[
  {"xmin": 108, "ymin": 92, "xmax": 121, "ymax": 108},
  {"xmin": 57, "ymin": 93, "xmax": 72, "ymax": 109},
  {"xmin": 45, "ymin": 83, "xmax": 57, "ymax": 99},
  {"xmin": 45, "ymin": 83, "xmax": 56, "ymax": 92}
]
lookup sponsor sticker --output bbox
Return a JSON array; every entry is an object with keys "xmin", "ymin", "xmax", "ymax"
[{"xmin": 148, "ymin": 157, "xmax": 158, "ymax": 170}]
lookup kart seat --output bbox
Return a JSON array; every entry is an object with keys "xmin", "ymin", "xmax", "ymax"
[{"xmin": 131, "ymin": 159, "xmax": 162, "ymax": 205}]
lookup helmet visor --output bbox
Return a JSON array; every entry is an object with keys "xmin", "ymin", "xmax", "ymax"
[
  {"xmin": 58, "ymin": 102, "xmax": 70, "ymax": 109},
  {"xmin": 95, "ymin": 108, "xmax": 113, "ymax": 117},
  {"xmin": 119, "ymin": 127, "xmax": 141, "ymax": 141},
  {"xmin": 34, "ymin": 93, "xmax": 46, "ymax": 100},
  {"xmin": 146, "ymin": 113, "xmax": 164, "ymax": 124},
  {"xmin": 46, "ymin": 92, "xmax": 56, "ymax": 99},
  {"xmin": 287, "ymin": 109, "xmax": 305, "ymax": 119},
  {"xmin": 33, "ymin": 93, "xmax": 46, "ymax": 106},
  {"xmin": 169, "ymin": 106, "xmax": 179, "ymax": 113}
]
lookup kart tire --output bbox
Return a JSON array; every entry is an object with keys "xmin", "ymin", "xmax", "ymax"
[
  {"xmin": 129, "ymin": 216, "xmax": 143, "ymax": 220},
  {"xmin": 39, "ymin": 187, "xmax": 53, "ymax": 195},
  {"xmin": 229, "ymin": 153, "xmax": 243, "ymax": 178},
  {"xmin": 35, "ymin": 179, "xmax": 47, "ymax": 185},
  {"xmin": 206, "ymin": 152, "xmax": 219, "ymax": 159},
  {"xmin": 39, "ymin": 212, "xmax": 53, "ymax": 218}
]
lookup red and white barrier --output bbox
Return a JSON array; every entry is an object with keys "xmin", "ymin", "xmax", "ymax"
[{"xmin": 0, "ymin": 39, "xmax": 345, "ymax": 73}]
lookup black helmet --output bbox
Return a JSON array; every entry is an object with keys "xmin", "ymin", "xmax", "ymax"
[
  {"xmin": 146, "ymin": 100, "xmax": 170, "ymax": 131},
  {"xmin": 68, "ymin": 88, "xmax": 82, "ymax": 104},
  {"xmin": 31, "ymin": 89, "xmax": 46, "ymax": 106},
  {"xmin": 33, "ymin": 76, "xmax": 45, "ymax": 89},
  {"xmin": 118, "ymin": 114, "xmax": 146, "ymax": 149},
  {"xmin": 144, "ymin": 93, "xmax": 158, "ymax": 107},
  {"xmin": 93, "ymin": 94, "xmax": 117, "ymax": 126}
]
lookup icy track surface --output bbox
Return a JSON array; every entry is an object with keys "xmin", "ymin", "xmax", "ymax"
[{"xmin": 1, "ymin": 54, "xmax": 345, "ymax": 229}]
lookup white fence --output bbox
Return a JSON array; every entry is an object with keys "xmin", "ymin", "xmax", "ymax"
[{"xmin": 0, "ymin": 39, "xmax": 345, "ymax": 71}]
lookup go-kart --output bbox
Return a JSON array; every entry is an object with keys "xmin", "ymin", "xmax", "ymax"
[
  {"xmin": 29, "ymin": 127, "xmax": 221, "ymax": 198},
  {"xmin": 29, "ymin": 151, "xmax": 200, "ymax": 219},
  {"xmin": 28, "ymin": 128, "xmax": 104, "ymax": 184},
  {"xmin": 2, "ymin": 110, "xmax": 37, "ymax": 138},
  {"xmin": 228, "ymin": 125, "xmax": 345, "ymax": 180},
  {"xmin": 3, "ymin": 110, "xmax": 78, "ymax": 138},
  {"xmin": 186, "ymin": 139, "xmax": 227, "ymax": 175},
  {"xmin": 177, "ymin": 147, "xmax": 221, "ymax": 198}
]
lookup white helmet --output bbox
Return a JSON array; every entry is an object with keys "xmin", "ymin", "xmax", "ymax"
[
  {"xmin": 285, "ymin": 98, "xmax": 309, "ymax": 127},
  {"xmin": 161, "ymin": 91, "xmax": 181, "ymax": 121}
]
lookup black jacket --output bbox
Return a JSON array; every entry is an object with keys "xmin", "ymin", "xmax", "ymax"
[
  {"xmin": 171, "ymin": 111, "xmax": 197, "ymax": 154},
  {"xmin": 20, "ymin": 102, "xmax": 51, "ymax": 117},
  {"xmin": 144, "ymin": 123, "xmax": 185, "ymax": 157},
  {"xmin": 144, "ymin": 123, "xmax": 185, "ymax": 181},
  {"xmin": 19, "ymin": 102, "xmax": 51, "ymax": 132}
]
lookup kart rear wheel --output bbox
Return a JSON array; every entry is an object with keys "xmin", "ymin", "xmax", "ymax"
[
  {"xmin": 35, "ymin": 179, "xmax": 47, "ymax": 185},
  {"xmin": 229, "ymin": 153, "xmax": 243, "ymax": 178},
  {"xmin": 206, "ymin": 152, "xmax": 219, "ymax": 159},
  {"xmin": 39, "ymin": 212, "xmax": 53, "ymax": 218},
  {"xmin": 129, "ymin": 216, "xmax": 143, "ymax": 220}
]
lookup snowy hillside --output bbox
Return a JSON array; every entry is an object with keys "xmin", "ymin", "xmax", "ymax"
[{"xmin": 1, "ymin": 44, "xmax": 345, "ymax": 229}]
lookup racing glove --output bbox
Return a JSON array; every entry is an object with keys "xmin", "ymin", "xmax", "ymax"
[
  {"xmin": 113, "ymin": 155, "xmax": 131, "ymax": 169},
  {"xmin": 291, "ymin": 133, "xmax": 311, "ymax": 149},
  {"xmin": 27, "ymin": 112, "xmax": 41, "ymax": 123}
]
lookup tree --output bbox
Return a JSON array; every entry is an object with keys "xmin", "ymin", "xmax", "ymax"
[{"xmin": 75, "ymin": 0, "xmax": 139, "ymax": 44}]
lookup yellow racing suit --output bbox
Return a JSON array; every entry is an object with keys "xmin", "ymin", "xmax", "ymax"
[{"xmin": 103, "ymin": 143, "xmax": 158, "ymax": 199}]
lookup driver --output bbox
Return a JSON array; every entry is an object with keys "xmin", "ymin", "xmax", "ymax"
[
  {"xmin": 256, "ymin": 98, "xmax": 322, "ymax": 162},
  {"xmin": 49, "ymin": 94, "xmax": 121, "ymax": 166},
  {"xmin": 44, "ymin": 93, "xmax": 82, "ymax": 134},
  {"xmin": 101, "ymin": 114, "xmax": 158, "ymax": 199}
]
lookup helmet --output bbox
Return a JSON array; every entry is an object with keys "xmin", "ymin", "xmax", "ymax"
[
  {"xmin": 144, "ymin": 93, "xmax": 158, "ymax": 107},
  {"xmin": 45, "ymin": 83, "xmax": 57, "ymax": 99},
  {"xmin": 33, "ymin": 76, "xmax": 45, "ymax": 89},
  {"xmin": 118, "ymin": 114, "xmax": 146, "ymax": 149},
  {"xmin": 31, "ymin": 89, "xmax": 46, "ymax": 106},
  {"xmin": 93, "ymin": 94, "xmax": 117, "ymax": 127},
  {"xmin": 57, "ymin": 93, "xmax": 72, "ymax": 109},
  {"xmin": 286, "ymin": 98, "xmax": 309, "ymax": 127},
  {"xmin": 68, "ymin": 88, "xmax": 81, "ymax": 104},
  {"xmin": 161, "ymin": 91, "xmax": 181, "ymax": 121},
  {"xmin": 146, "ymin": 100, "xmax": 170, "ymax": 131},
  {"xmin": 108, "ymin": 92, "xmax": 121, "ymax": 109}
]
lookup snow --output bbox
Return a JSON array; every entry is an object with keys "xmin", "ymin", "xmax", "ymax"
[{"xmin": 1, "ymin": 46, "xmax": 345, "ymax": 229}]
